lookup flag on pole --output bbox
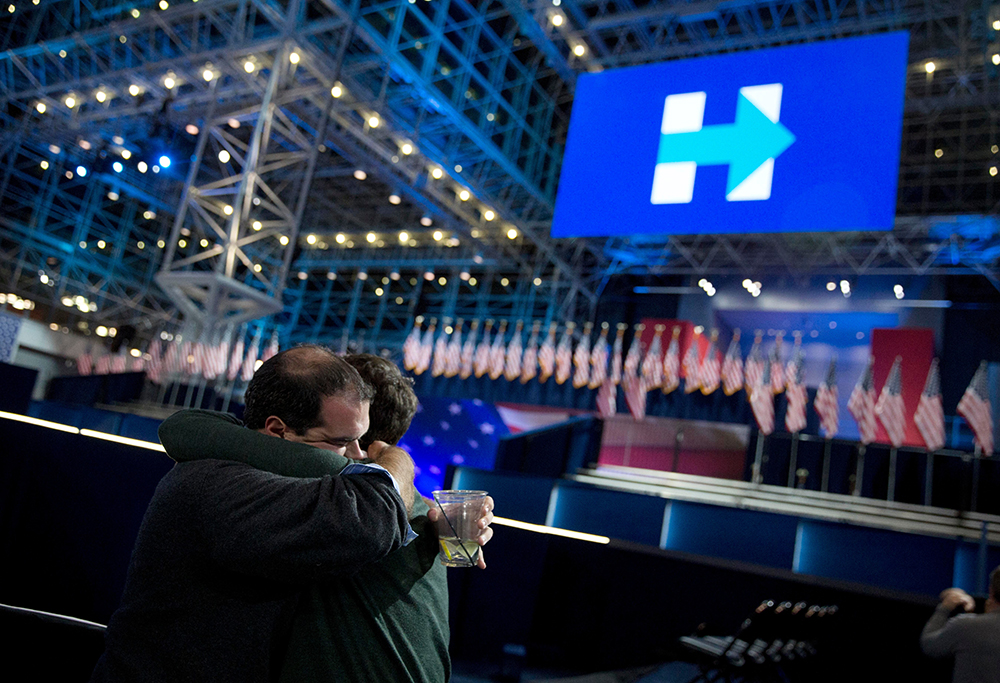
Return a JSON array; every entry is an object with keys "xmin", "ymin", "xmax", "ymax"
[
  {"xmin": 588, "ymin": 324, "xmax": 610, "ymax": 389},
  {"xmin": 241, "ymin": 330, "xmax": 263, "ymax": 382},
  {"xmin": 163, "ymin": 338, "xmax": 181, "ymax": 376},
  {"xmin": 785, "ymin": 332, "xmax": 802, "ymax": 391},
  {"xmin": 489, "ymin": 320, "xmax": 508, "ymax": 380},
  {"xmin": 682, "ymin": 330, "xmax": 701, "ymax": 394},
  {"xmin": 111, "ymin": 350, "xmax": 128, "ymax": 374},
  {"xmin": 847, "ymin": 356, "xmax": 877, "ymax": 445},
  {"xmin": 914, "ymin": 358, "xmax": 945, "ymax": 452},
  {"xmin": 597, "ymin": 377, "xmax": 617, "ymax": 418},
  {"xmin": 261, "ymin": 330, "xmax": 279, "ymax": 363},
  {"xmin": 699, "ymin": 330, "xmax": 721, "ymax": 395},
  {"xmin": 445, "ymin": 320, "xmax": 463, "ymax": 378},
  {"xmin": 623, "ymin": 326, "xmax": 646, "ymax": 421},
  {"xmin": 431, "ymin": 324, "xmax": 449, "ymax": 377},
  {"xmin": 572, "ymin": 322, "xmax": 593, "ymax": 389},
  {"xmin": 94, "ymin": 351, "xmax": 111, "ymax": 375},
  {"xmin": 875, "ymin": 356, "xmax": 906, "ymax": 448},
  {"xmin": 814, "ymin": 356, "xmax": 839, "ymax": 438},
  {"xmin": 750, "ymin": 361, "xmax": 775, "ymax": 435},
  {"xmin": 784, "ymin": 347, "xmax": 807, "ymax": 434},
  {"xmin": 227, "ymin": 333, "xmax": 245, "ymax": 382},
  {"xmin": 743, "ymin": 331, "xmax": 765, "ymax": 397},
  {"xmin": 769, "ymin": 332, "xmax": 785, "ymax": 394},
  {"xmin": 554, "ymin": 323, "xmax": 574, "ymax": 385},
  {"xmin": 147, "ymin": 338, "xmax": 164, "ymax": 384},
  {"xmin": 520, "ymin": 321, "xmax": 541, "ymax": 384},
  {"xmin": 460, "ymin": 320, "xmax": 479, "ymax": 380},
  {"xmin": 504, "ymin": 321, "xmax": 524, "ymax": 381},
  {"xmin": 610, "ymin": 325, "xmax": 625, "ymax": 385},
  {"xmin": 402, "ymin": 318, "xmax": 423, "ymax": 372},
  {"xmin": 957, "ymin": 361, "xmax": 993, "ymax": 456},
  {"xmin": 537, "ymin": 322, "xmax": 557, "ymax": 383},
  {"xmin": 640, "ymin": 325, "xmax": 664, "ymax": 391},
  {"xmin": 77, "ymin": 346, "xmax": 94, "ymax": 376},
  {"xmin": 661, "ymin": 326, "xmax": 681, "ymax": 394},
  {"xmin": 721, "ymin": 330, "xmax": 744, "ymax": 396},
  {"xmin": 474, "ymin": 320, "xmax": 494, "ymax": 379},
  {"xmin": 199, "ymin": 341, "xmax": 219, "ymax": 380},
  {"xmin": 415, "ymin": 319, "xmax": 436, "ymax": 376}
]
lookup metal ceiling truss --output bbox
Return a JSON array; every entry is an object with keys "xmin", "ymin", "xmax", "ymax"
[{"xmin": 1, "ymin": 0, "xmax": 1000, "ymax": 354}]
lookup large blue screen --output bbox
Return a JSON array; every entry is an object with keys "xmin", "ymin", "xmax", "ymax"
[{"xmin": 551, "ymin": 32, "xmax": 909, "ymax": 237}]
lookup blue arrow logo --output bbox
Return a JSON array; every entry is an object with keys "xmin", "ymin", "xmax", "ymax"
[{"xmin": 653, "ymin": 87, "xmax": 796, "ymax": 201}]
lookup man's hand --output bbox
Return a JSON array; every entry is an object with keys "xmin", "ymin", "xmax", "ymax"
[
  {"xmin": 366, "ymin": 441, "xmax": 416, "ymax": 515},
  {"xmin": 939, "ymin": 587, "xmax": 975, "ymax": 613},
  {"xmin": 427, "ymin": 495, "xmax": 494, "ymax": 569}
]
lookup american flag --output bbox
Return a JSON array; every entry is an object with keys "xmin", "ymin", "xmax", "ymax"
[
  {"xmin": 214, "ymin": 338, "xmax": 230, "ymax": 380},
  {"xmin": 814, "ymin": 356, "xmax": 839, "ymax": 438},
  {"xmin": 261, "ymin": 330, "xmax": 280, "ymax": 363},
  {"xmin": 227, "ymin": 334, "xmax": 245, "ymax": 382},
  {"xmin": 488, "ymin": 320, "xmax": 508, "ymax": 380},
  {"xmin": 957, "ymin": 360, "xmax": 993, "ymax": 456},
  {"xmin": 622, "ymin": 328, "xmax": 645, "ymax": 420},
  {"xmin": 163, "ymin": 338, "xmax": 181, "ymax": 376},
  {"xmin": 402, "ymin": 319, "xmax": 423, "ymax": 371},
  {"xmin": 750, "ymin": 361, "xmax": 775, "ymax": 435},
  {"xmin": 185, "ymin": 341, "xmax": 201, "ymax": 376},
  {"xmin": 721, "ymin": 330, "xmax": 744, "ymax": 396},
  {"xmin": 199, "ymin": 341, "xmax": 218, "ymax": 380},
  {"xmin": 847, "ymin": 357, "xmax": 877, "ymax": 445},
  {"xmin": 784, "ymin": 333, "xmax": 802, "ymax": 391},
  {"xmin": 699, "ymin": 331, "xmax": 721, "ymax": 396},
  {"xmin": 415, "ymin": 320, "xmax": 436, "ymax": 376},
  {"xmin": 520, "ymin": 322, "xmax": 540, "ymax": 384},
  {"xmin": 94, "ymin": 352, "xmax": 111, "ymax": 375},
  {"xmin": 743, "ymin": 332, "xmax": 764, "ymax": 397},
  {"xmin": 661, "ymin": 327, "xmax": 681, "ymax": 394},
  {"xmin": 640, "ymin": 325, "xmax": 664, "ymax": 391},
  {"xmin": 597, "ymin": 377, "xmax": 616, "ymax": 418},
  {"xmin": 445, "ymin": 322, "xmax": 463, "ymax": 378},
  {"xmin": 459, "ymin": 321, "xmax": 478, "ymax": 380},
  {"xmin": 111, "ymin": 350, "xmax": 128, "ymax": 374},
  {"xmin": 474, "ymin": 321, "xmax": 494, "ymax": 378},
  {"xmin": 554, "ymin": 324, "xmax": 574, "ymax": 385},
  {"xmin": 769, "ymin": 334, "xmax": 785, "ymax": 394},
  {"xmin": 875, "ymin": 356, "xmax": 906, "ymax": 448},
  {"xmin": 241, "ymin": 330, "xmax": 263, "ymax": 382},
  {"xmin": 914, "ymin": 358, "xmax": 945, "ymax": 452},
  {"xmin": 147, "ymin": 338, "xmax": 164, "ymax": 384},
  {"xmin": 588, "ymin": 327, "xmax": 610, "ymax": 389},
  {"xmin": 504, "ymin": 322, "xmax": 524, "ymax": 381},
  {"xmin": 610, "ymin": 327, "xmax": 624, "ymax": 385},
  {"xmin": 77, "ymin": 347, "xmax": 94, "ymax": 376},
  {"xmin": 537, "ymin": 323, "xmax": 557, "ymax": 382},
  {"xmin": 784, "ymin": 347, "xmax": 807, "ymax": 434},
  {"xmin": 682, "ymin": 331, "xmax": 701, "ymax": 394},
  {"xmin": 131, "ymin": 355, "xmax": 146, "ymax": 373},
  {"xmin": 431, "ymin": 326, "xmax": 449, "ymax": 377},
  {"xmin": 572, "ymin": 323, "xmax": 592, "ymax": 389}
]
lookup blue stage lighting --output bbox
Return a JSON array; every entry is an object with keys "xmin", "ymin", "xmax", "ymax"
[
  {"xmin": 158, "ymin": 155, "xmax": 171, "ymax": 168},
  {"xmin": 112, "ymin": 161, "xmax": 124, "ymax": 173},
  {"xmin": 76, "ymin": 166, "xmax": 87, "ymax": 177}
]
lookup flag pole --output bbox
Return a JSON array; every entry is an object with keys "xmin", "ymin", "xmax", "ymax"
[
  {"xmin": 923, "ymin": 449, "xmax": 935, "ymax": 506},
  {"xmin": 853, "ymin": 444, "xmax": 866, "ymax": 497},
  {"xmin": 787, "ymin": 433, "xmax": 800, "ymax": 489},
  {"xmin": 971, "ymin": 443, "xmax": 982, "ymax": 512},
  {"xmin": 887, "ymin": 446, "xmax": 898, "ymax": 502},
  {"xmin": 752, "ymin": 431, "xmax": 766, "ymax": 484},
  {"xmin": 821, "ymin": 438, "xmax": 832, "ymax": 493}
]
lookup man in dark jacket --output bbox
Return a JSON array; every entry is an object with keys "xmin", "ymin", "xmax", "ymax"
[{"xmin": 92, "ymin": 347, "xmax": 418, "ymax": 682}]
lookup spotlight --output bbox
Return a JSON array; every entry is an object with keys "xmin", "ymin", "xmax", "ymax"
[
  {"xmin": 158, "ymin": 155, "xmax": 171, "ymax": 168},
  {"xmin": 112, "ymin": 161, "xmax": 123, "ymax": 173}
]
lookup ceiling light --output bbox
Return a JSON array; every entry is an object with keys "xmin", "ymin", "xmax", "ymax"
[
  {"xmin": 129, "ymin": 84, "xmax": 140, "ymax": 96},
  {"xmin": 458, "ymin": 189, "xmax": 470, "ymax": 201},
  {"xmin": 354, "ymin": 169, "xmax": 367, "ymax": 180},
  {"xmin": 163, "ymin": 76, "xmax": 176, "ymax": 89},
  {"xmin": 64, "ymin": 95, "xmax": 76, "ymax": 108},
  {"xmin": 244, "ymin": 60, "xmax": 255, "ymax": 73},
  {"xmin": 279, "ymin": 235, "xmax": 289, "ymax": 245},
  {"xmin": 95, "ymin": 90, "xmax": 107, "ymax": 102},
  {"xmin": 368, "ymin": 115, "xmax": 380, "ymax": 128},
  {"xmin": 366, "ymin": 232, "xmax": 377, "ymax": 243},
  {"xmin": 925, "ymin": 61, "xmax": 936, "ymax": 73},
  {"xmin": 336, "ymin": 233, "xmax": 346, "ymax": 244},
  {"xmin": 331, "ymin": 84, "xmax": 342, "ymax": 97},
  {"xmin": 401, "ymin": 143, "xmax": 413, "ymax": 155},
  {"xmin": 389, "ymin": 194, "xmax": 401, "ymax": 205},
  {"xmin": 252, "ymin": 221, "xmax": 262, "ymax": 230},
  {"xmin": 433, "ymin": 230, "xmax": 443, "ymax": 241},
  {"xmin": 573, "ymin": 44, "xmax": 586, "ymax": 56},
  {"xmin": 35, "ymin": 102, "xmax": 46, "ymax": 113},
  {"xmin": 203, "ymin": 68, "xmax": 214, "ymax": 81},
  {"xmin": 507, "ymin": 228, "xmax": 518, "ymax": 239},
  {"xmin": 551, "ymin": 13, "xmax": 564, "ymax": 26},
  {"xmin": 306, "ymin": 234, "xmax": 317, "ymax": 245},
  {"xmin": 289, "ymin": 52, "xmax": 300, "ymax": 64},
  {"xmin": 431, "ymin": 168, "xmax": 443, "ymax": 179}
]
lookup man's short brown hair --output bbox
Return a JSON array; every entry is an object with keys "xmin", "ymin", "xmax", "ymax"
[
  {"xmin": 344, "ymin": 354, "xmax": 418, "ymax": 450},
  {"xmin": 243, "ymin": 345, "xmax": 373, "ymax": 433}
]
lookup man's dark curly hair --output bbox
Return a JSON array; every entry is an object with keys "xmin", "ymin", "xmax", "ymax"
[
  {"xmin": 344, "ymin": 353, "xmax": 418, "ymax": 450},
  {"xmin": 243, "ymin": 345, "xmax": 374, "ymax": 434}
]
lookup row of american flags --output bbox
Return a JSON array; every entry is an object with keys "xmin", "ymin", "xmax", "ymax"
[
  {"xmin": 402, "ymin": 318, "xmax": 993, "ymax": 455},
  {"xmin": 76, "ymin": 328, "xmax": 281, "ymax": 386}
]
